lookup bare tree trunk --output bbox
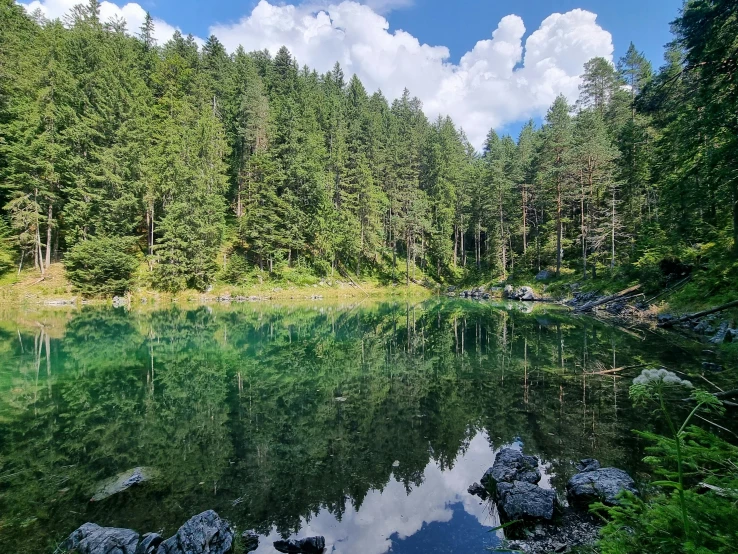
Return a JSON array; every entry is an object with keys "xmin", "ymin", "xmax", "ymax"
[{"xmin": 45, "ymin": 203, "xmax": 52, "ymax": 269}]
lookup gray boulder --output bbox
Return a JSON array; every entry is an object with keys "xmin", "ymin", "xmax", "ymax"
[
  {"xmin": 274, "ymin": 536, "xmax": 325, "ymax": 553},
  {"xmin": 496, "ymin": 481, "xmax": 556, "ymax": 521},
  {"xmin": 135, "ymin": 534, "xmax": 163, "ymax": 554},
  {"xmin": 63, "ymin": 523, "xmax": 139, "ymax": 554},
  {"xmin": 481, "ymin": 448, "xmax": 541, "ymax": 491},
  {"xmin": 535, "ymin": 270, "xmax": 553, "ymax": 281},
  {"xmin": 156, "ymin": 511, "xmax": 233, "ymax": 554},
  {"xmin": 567, "ymin": 464, "xmax": 638, "ymax": 506}
]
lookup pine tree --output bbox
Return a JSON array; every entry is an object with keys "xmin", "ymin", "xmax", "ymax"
[{"xmin": 538, "ymin": 95, "xmax": 574, "ymax": 276}]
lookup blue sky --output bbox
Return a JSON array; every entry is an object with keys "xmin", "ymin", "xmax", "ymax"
[
  {"xmin": 139, "ymin": 0, "xmax": 681, "ymax": 68},
  {"xmin": 23, "ymin": 0, "xmax": 684, "ymax": 145}
]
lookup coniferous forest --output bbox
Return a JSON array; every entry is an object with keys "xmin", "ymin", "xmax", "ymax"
[{"xmin": 1, "ymin": 0, "xmax": 737, "ymax": 295}]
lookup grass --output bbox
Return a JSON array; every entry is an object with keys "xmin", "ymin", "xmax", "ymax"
[{"xmin": 0, "ymin": 263, "xmax": 434, "ymax": 306}]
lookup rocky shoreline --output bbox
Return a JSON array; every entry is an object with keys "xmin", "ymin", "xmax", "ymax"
[
  {"xmin": 60, "ymin": 510, "xmax": 326, "ymax": 554},
  {"xmin": 468, "ymin": 449, "xmax": 638, "ymax": 553},
  {"xmin": 61, "ymin": 449, "xmax": 636, "ymax": 554}
]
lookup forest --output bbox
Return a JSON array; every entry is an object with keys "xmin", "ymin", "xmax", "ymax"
[{"xmin": 0, "ymin": 0, "xmax": 736, "ymax": 295}]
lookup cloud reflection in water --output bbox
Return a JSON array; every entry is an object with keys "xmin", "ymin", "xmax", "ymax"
[{"xmin": 252, "ymin": 432, "xmax": 505, "ymax": 554}]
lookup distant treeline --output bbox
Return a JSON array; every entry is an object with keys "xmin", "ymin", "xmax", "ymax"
[{"xmin": 0, "ymin": 0, "xmax": 736, "ymax": 292}]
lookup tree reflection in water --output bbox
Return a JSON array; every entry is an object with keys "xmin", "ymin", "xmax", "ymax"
[{"xmin": 0, "ymin": 300, "xmax": 713, "ymax": 553}]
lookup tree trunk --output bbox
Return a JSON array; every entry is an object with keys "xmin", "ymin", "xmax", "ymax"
[
  {"xmin": 733, "ymin": 181, "xmax": 738, "ymax": 256},
  {"xmin": 611, "ymin": 188, "xmax": 616, "ymax": 269},
  {"xmin": 581, "ymin": 172, "xmax": 587, "ymax": 279},
  {"xmin": 556, "ymin": 180, "xmax": 562, "ymax": 277},
  {"xmin": 45, "ymin": 203, "xmax": 52, "ymax": 269},
  {"xmin": 521, "ymin": 184, "xmax": 528, "ymax": 254}
]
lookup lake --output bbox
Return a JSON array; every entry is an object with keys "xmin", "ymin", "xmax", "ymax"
[{"xmin": 0, "ymin": 299, "xmax": 725, "ymax": 553}]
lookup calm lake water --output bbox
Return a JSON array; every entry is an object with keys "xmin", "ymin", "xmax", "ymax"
[{"xmin": 0, "ymin": 299, "xmax": 727, "ymax": 553}]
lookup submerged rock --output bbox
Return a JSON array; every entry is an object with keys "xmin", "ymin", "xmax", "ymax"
[
  {"xmin": 567, "ymin": 461, "xmax": 638, "ymax": 506},
  {"xmin": 156, "ymin": 510, "xmax": 233, "ymax": 554},
  {"xmin": 91, "ymin": 467, "xmax": 157, "ymax": 502},
  {"xmin": 273, "ymin": 536, "xmax": 325, "ymax": 553},
  {"xmin": 481, "ymin": 448, "xmax": 541, "ymax": 490},
  {"xmin": 63, "ymin": 523, "xmax": 139, "ymax": 554},
  {"xmin": 241, "ymin": 531, "xmax": 259, "ymax": 553},
  {"xmin": 496, "ymin": 481, "xmax": 556, "ymax": 521}
]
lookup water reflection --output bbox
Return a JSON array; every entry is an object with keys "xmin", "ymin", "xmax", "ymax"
[
  {"xmin": 0, "ymin": 300, "xmax": 720, "ymax": 553},
  {"xmin": 252, "ymin": 432, "xmax": 501, "ymax": 554}
]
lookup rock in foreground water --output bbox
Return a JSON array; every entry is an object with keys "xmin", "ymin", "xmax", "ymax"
[
  {"xmin": 479, "ymin": 448, "xmax": 554, "ymax": 521},
  {"xmin": 156, "ymin": 510, "xmax": 233, "ymax": 554},
  {"xmin": 63, "ymin": 523, "xmax": 140, "ymax": 554},
  {"xmin": 567, "ymin": 459, "xmax": 638, "ymax": 506},
  {"xmin": 274, "ymin": 536, "xmax": 325, "ymax": 553},
  {"xmin": 481, "ymin": 448, "xmax": 541, "ymax": 490},
  {"xmin": 496, "ymin": 481, "xmax": 556, "ymax": 521}
]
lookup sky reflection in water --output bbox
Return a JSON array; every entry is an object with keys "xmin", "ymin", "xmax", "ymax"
[
  {"xmin": 0, "ymin": 300, "xmax": 715, "ymax": 553},
  {"xmin": 252, "ymin": 432, "xmax": 503, "ymax": 554}
]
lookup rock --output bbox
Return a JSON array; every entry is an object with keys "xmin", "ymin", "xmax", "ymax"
[
  {"xmin": 273, "ymin": 537, "xmax": 325, "ymax": 553},
  {"xmin": 156, "ymin": 510, "xmax": 233, "ymax": 554},
  {"xmin": 693, "ymin": 319, "xmax": 714, "ymax": 335},
  {"xmin": 702, "ymin": 362, "xmax": 724, "ymax": 372},
  {"xmin": 273, "ymin": 540, "xmax": 303, "ymax": 553},
  {"xmin": 136, "ymin": 534, "xmax": 163, "ymax": 554},
  {"xmin": 567, "ymin": 466, "xmax": 638, "ymax": 506},
  {"xmin": 657, "ymin": 313, "xmax": 676, "ymax": 325},
  {"xmin": 535, "ymin": 270, "xmax": 553, "ymax": 281},
  {"xmin": 481, "ymin": 448, "xmax": 541, "ymax": 491},
  {"xmin": 576, "ymin": 459, "xmax": 601, "ymax": 473},
  {"xmin": 241, "ymin": 531, "xmax": 259, "ymax": 553},
  {"xmin": 63, "ymin": 523, "xmax": 139, "ymax": 554},
  {"xmin": 496, "ymin": 481, "xmax": 556, "ymax": 521},
  {"xmin": 503, "ymin": 285, "xmax": 514, "ymax": 298},
  {"xmin": 467, "ymin": 482, "xmax": 488, "ymax": 499},
  {"xmin": 91, "ymin": 467, "xmax": 157, "ymax": 502},
  {"xmin": 447, "ymin": 286, "xmax": 456, "ymax": 292},
  {"xmin": 298, "ymin": 537, "xmax": 325, "ymax": 553},
  {"xmin": 710, "ymin": 322, "xmax": 730, "ymax": 344},
  {"xmin": 505, "ymin": 286, "xmax": 539, "ymax": 301}
]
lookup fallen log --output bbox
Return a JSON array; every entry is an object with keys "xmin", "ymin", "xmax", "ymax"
[
  {"xmin": 658, "ymin": 299, "xmax": 738, "ymax": 328},
  {"xmin": 573, "ymin": 285, "xmax": 641, "ymax": 313}
]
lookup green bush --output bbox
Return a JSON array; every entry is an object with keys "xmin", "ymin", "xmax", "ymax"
[{"xmin": 64, "ymin": 236, "xmax": 139, "ymax": 296}]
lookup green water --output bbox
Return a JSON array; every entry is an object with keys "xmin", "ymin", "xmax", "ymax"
[{"xmin": 0, "ymin": 300, "xmax": 726, "ymax": 553}]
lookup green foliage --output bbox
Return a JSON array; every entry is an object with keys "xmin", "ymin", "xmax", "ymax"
[
  {"xmin": 64, "ymin": 236, "xmax": 138, "ymax": 296},
  {"xmin": 1, "ymin": 0, "xmax": 736, "ymax": 294},
  {"xmin": 0, "ymin": 216, "xmax": 15, "ymax": 274},
  {"xmin": 594, "ymin": 373, "xmax": 737, "ymax": 553}
]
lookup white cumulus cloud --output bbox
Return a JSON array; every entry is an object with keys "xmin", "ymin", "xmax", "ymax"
[
  {"xmin": 19, "ymin": 0, "xmax": 614, "ymax": 147},
  {"xmin": 21, "ymin": 0, "xmax": 196, "ymax": 47},
  {"xmin": 211, "ymin": 1, "xmax": 613, "ymax": 146}
]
